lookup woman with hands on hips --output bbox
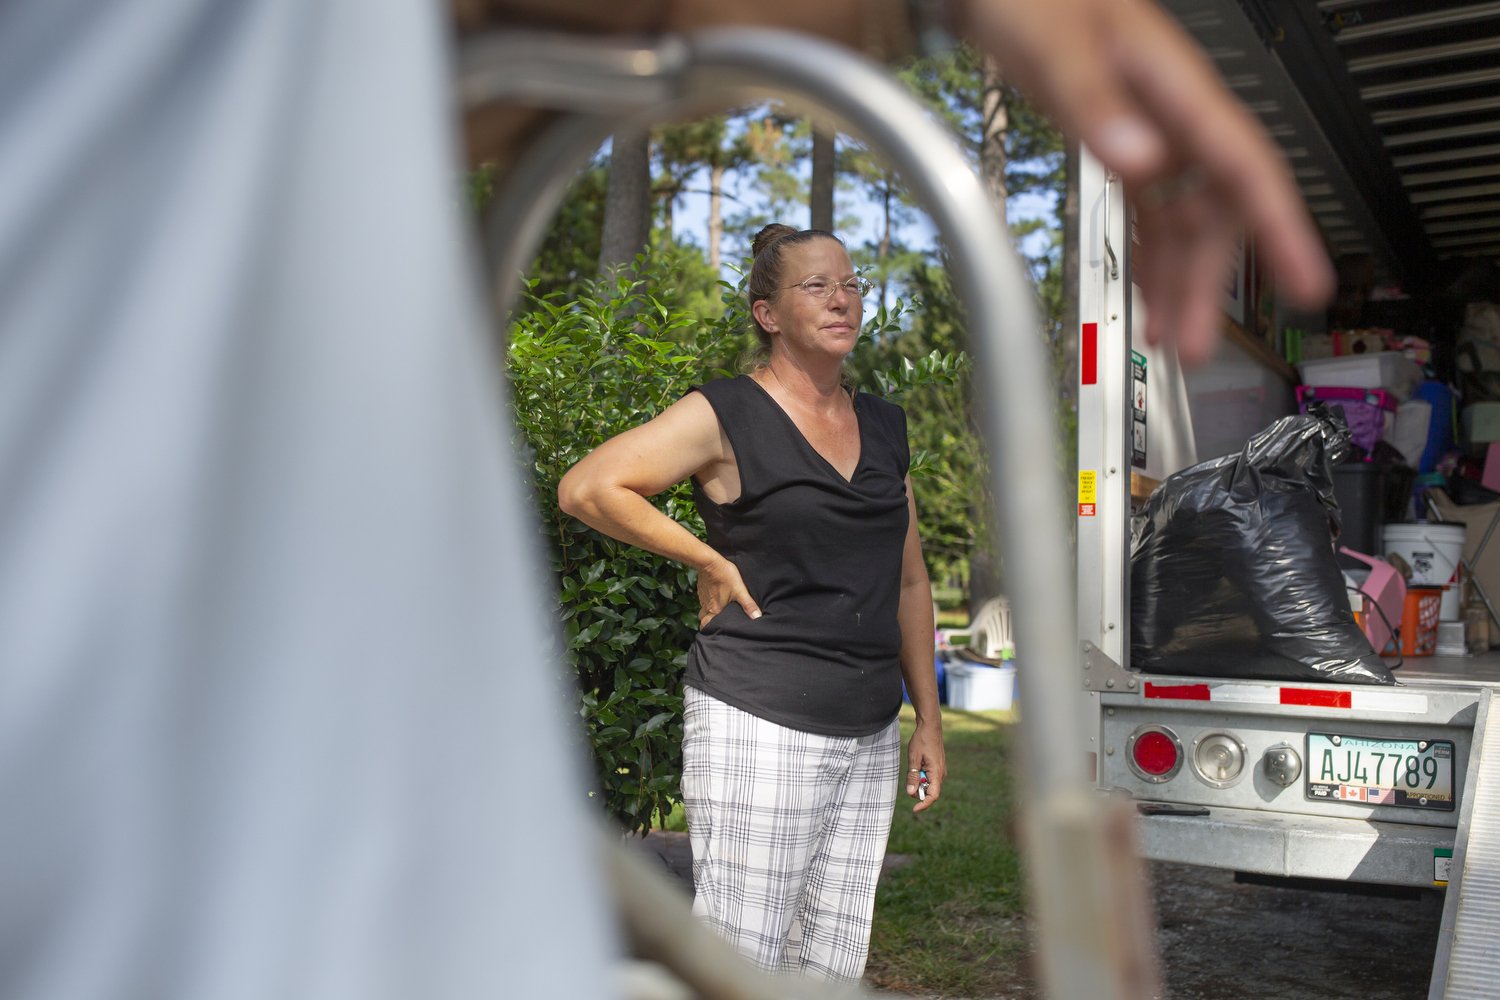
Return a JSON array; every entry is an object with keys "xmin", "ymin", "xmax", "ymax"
[{"xmin": 558, "ymin": 223, "xmax": 943, "ymax": 980}]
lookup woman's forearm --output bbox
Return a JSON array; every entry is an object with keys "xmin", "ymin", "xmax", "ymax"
[
  {"xmin": 559, "ymin": 479, "xmax": 721, "ymax": 572},
  {"xmin": 897, "ymin": 573, "xmax": 941, "ymax": 726}
]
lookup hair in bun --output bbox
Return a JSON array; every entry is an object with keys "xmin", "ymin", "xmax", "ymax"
[{"xmin": 750, "ymin": 223, "xmax": 800, "ymax": 259}]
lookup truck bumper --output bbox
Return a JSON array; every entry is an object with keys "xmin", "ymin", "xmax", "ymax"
[{"xmin": 1137, "ymin": 806, "xmax": 1455, "ymax": 888}]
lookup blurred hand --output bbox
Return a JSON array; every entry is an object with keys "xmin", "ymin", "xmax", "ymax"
[
  {"xmin": 961, "ymin": 0, "xmax": 1335, "ymax": 364},
  {"xmin": 696, "ymin": 555, "xmax": 762, "ymax": 627}
]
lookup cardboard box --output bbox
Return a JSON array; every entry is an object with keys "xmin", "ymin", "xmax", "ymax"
[
  {"xmin": 1428, "ymin": 488, "xmax": 1500, "ymax": 627},
  {"xmin": 1463, "ymin": 403, "xmax": 1500, "ymax": 445}
]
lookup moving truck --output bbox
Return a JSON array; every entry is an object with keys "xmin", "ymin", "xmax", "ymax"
[{"xmin": 1078, "ymin": 3, "xmax": 1500, "ymax": 995}]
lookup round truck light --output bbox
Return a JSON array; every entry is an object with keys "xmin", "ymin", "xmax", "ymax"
[
  {"xmin": 1191, "ymin": 732, "xmax": 1247, "ymax": 788},
  {"xmin": 1127, "ymin": 725, "xmax": 1183, "ymax": 782}
]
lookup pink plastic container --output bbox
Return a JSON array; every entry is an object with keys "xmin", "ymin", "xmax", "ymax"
[{"xmin": 1339, "ymin": 546, "xmax": 1404, "ymax": 655}]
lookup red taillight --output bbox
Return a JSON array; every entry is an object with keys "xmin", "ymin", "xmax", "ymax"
[
  {"xmin": 1134, "ymin": 731, "xmax": 1178, "ymax": 774},
  {"xmin": 1128, "ymin": 726, "xmax": 1183, "ymax": 782}
]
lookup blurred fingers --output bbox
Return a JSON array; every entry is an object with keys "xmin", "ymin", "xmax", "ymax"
[
  {"xmin": 968, "ymin": 0, "xmax": 1168, "ymax": 182},
  {"xmin": 1132, "ymin": 179, "xmax": 1234, "ymax": 365},
  {"xmin": 1112, "ymin": 1, "xmax": 1334, "ymax": 311}
]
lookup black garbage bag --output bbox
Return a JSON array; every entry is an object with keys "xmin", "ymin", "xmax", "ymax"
[{"xmin": 1131, "ymin": 406, "xmax": 1395, "ymax": 685}]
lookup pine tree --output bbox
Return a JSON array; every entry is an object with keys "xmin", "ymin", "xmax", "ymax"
[{"xmin": 810, "ymin": 126, "xmax": 835, "ymax": 232}]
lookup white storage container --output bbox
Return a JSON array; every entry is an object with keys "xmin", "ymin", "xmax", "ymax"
[
  {"xmin": 1184, "ymin": 337, "xmax": 1297, "ymax": 464},
  {"xmin": 945, "ymin": 661, "xmax": 1016, "ymax": 711},
  {"xmin": 1297, "ymin": 351, "xmax": 1424, "ymax": 400}
]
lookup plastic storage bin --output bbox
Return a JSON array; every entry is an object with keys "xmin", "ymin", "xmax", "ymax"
[
  {"xmin": 1297, "ymin": 352, "xmax": 1424, "ymax": 400},
  {"xmin": 1341, "ymin": 547, "xmax": 1403, "ymax": 656},
  {"xmin": 905, "ymin": 652, "xmax": 950, "ymax": 706},
  {"xmin": 945, "ymin": 660, "xmax": 1016, "ymax": 711},
  {"xmin": 1332, "ymin": 464, "xmax": 1386, "ymax": 566},
  {"xmin": 1297, "ymin": 385, "xmax": 1396, "ymax": 458}
]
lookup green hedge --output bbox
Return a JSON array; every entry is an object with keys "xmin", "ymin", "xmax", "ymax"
[{"xmin": 507, "ymin": 270, "xmax": 746, "ymax": 834}]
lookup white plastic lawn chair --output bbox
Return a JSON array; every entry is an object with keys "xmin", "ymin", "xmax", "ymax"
[{"xmin": 938, "ymin": 596, "xmax": 1014, "ymax": 660}]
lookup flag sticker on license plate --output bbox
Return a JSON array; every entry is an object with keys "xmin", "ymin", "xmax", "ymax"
[{"xmin": 1305, "ymin": 733, "xmax": 1455, "ymax": 811}]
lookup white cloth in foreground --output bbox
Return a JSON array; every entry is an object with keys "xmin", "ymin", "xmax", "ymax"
[{"xmin": 0, "ymin": 0, "xmax": 614, "ymax": 996}]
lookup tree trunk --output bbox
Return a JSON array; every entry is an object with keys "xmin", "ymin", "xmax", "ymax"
[
  {"xmin": 598, "ymin": 132, "xmax": 652, "ymax": 275},
  {"xmin": 708, "ymin": 163, "xmax": 726, "ymax": 272},
  {"xmin": 879, "ymin": 176, "xmax": 893, "ymax": 302},
  {"xmin": 878, "ymin": 179, "xmax": 892, "ymax": 262},
  {"xmin": 659, "ymin": 182, "xmax": 676, "ymax": 247},
  {"xmin": 970, "ymin": 55, "xmax": 1010, "ymax": 613},
  {"xmin": 980, "ymin": 56, "xmax": 1009, "ymax": 226},
  {"xmin": 1061, "ymin": 139, "xmax": 1081, "ymax": 414},
  {"xmin": 810, "ymin": 127, "xmax": 835, "ymax": 231}
]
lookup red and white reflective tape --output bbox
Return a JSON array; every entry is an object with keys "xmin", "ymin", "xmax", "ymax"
[{"xmin": 1142, "ymin": 681, "xmax": 1428, "ymax": 715}]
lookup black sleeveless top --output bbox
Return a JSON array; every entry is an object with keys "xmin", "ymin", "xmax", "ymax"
[{"xmin": 684, "ymin": 375, "xmax": 910, "ymax": 736}]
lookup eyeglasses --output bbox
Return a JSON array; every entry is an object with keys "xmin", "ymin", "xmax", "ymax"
[{"xmin": 779, "ymin": 275, "xmax": 874, "ymax": 299}]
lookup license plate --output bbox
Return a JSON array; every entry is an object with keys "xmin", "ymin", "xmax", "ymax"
[{"xmin": 1305, "ymin": 733, "xmax": 1454, "ymax": 811}]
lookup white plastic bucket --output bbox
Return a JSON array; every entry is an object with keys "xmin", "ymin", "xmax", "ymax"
[{"xmin": 1382, "ymin": 522, "xmax": 1466, "ymax": 620}]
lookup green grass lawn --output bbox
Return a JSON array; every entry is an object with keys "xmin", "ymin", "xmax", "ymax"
[
  {"xmin": 864, "ymin": 703, "xmax": 1028, "ymax": 997},
  {"xmin": 934, "ymin": 608, "xmax": 971, "ymax": 629}
]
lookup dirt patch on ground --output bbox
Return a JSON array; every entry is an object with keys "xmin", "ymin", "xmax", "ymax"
[
  {"xmin": 1150, "ymin": 862, "xmax": 1442, "ymax": 1000},
  {"xmin": 631, "ymin": 834, "xmax": 1444, "ymax": 999}
]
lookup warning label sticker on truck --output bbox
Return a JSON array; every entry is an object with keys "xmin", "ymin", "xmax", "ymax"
[
  {"xmin": 1131, "ymin": 351, "xmax": 1147, "ymax": 470},
  {"xmin": 1079, "ymin": 470, "xmax": 1097, "ymax": 517}
]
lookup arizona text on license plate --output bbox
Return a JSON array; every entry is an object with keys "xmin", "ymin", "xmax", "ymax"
[{"xmin": 1305, "ymin": 733, "xmax": 1454, "ymax": 811}]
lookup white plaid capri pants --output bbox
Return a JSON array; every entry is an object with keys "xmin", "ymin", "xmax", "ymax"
[{"xmin": 681, "ymin": 686, "xmax": 901, "ymax": 980}]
